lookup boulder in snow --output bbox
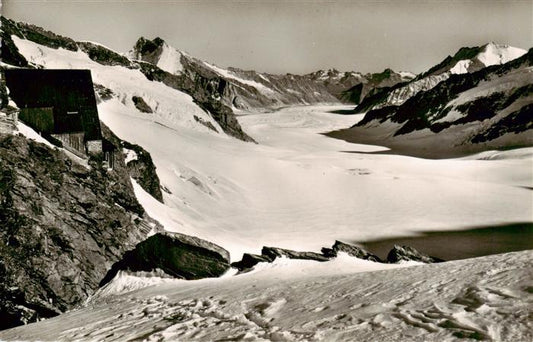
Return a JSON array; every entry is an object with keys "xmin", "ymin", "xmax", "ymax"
[
  {"xmin": 132, "ymin": 95, "xmax": 153, "ymax": 114},
  {"xmin": 100, "ymin": 232, "xmax": 231, "ymax": 286}
]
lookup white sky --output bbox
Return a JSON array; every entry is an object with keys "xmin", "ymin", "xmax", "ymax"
[{"xmin": 3, "ymin": 0, "xmax": 532, "ymax": 74}]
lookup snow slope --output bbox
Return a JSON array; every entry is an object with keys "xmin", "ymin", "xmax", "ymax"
[
  {"xmin": 156, "ymin": 42, "xmax": 185, "ymax": 74},
  {"xmin": 2, "ymin": 250, "xmax": 531, "ymax": 341},
  {"xmin": 476, "ymin": 43, "xmax": 527, "ymax": 69},
  {"xmin": 12, "ymin": 36, "xmax": 219, "ymax": 134}
]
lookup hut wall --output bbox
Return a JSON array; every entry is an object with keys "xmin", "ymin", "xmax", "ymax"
[
  {"xmin": 51, "ymin": 132, "xmax": 85, "ymax": 156},
  {"xmin": 19, "ymin": 107, "xmax": 54, "ymax": 133}
]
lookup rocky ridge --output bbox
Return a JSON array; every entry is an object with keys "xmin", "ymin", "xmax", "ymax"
[{"xmin": 231, "ymin": 241, "xmax": 440, "ymax": 272}]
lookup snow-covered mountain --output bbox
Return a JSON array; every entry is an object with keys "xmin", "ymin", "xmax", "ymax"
[
  {"xmin": 303, "ymin": 68, "xmax": 414, "ymax": 103},
  {"xmin": 357, "ymin": 43, "xmax": 527, "ymax": 112},
  {"xmin": 330, "ymin": 48, "xmax": 533, "ymax": 157}
]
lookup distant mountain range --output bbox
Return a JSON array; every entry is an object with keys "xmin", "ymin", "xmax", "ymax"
[
  {"xmin": 129, "ymin": 36, "xmax": 414, "ymax": 110},
  {"xmin": 355, "ymin": 43, "xmax": 527, "ymax": 113}
]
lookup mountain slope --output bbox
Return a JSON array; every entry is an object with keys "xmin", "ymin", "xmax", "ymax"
[
  {"xmin": 356, "ymin": 43, "xmax": 527, "ymax": 113},
  {"xmin": 0, "ymin": 16, "xmax": 253, "ymax": 142},
  {"xmin": 329, "ymin": 49, "xmax": 533, "ymax": 157}
]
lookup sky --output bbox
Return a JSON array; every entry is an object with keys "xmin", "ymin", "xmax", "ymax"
[{"xmin": 2, "ymin": 1, "xmax": 532, "ymax": 75}]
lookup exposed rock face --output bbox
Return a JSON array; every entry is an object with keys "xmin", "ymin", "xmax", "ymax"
[
  {"xmin": 77, "ymin": 41, "xmax": 132, "ymax": 68},
  {"xmin": 261, "ymin": 246, "xmax": 330, "ymax": 262},
  {"xmin": 1, "ymin": 16, "xmax": 77, "ymax": 54},
  {"xmin": 131, "ymin": 95, "xmax": 153, "ymax": 113},
  {"xmin": 326, "ymin": 240, "xmax": 382, "ymax": 263},
  {"xmin": 99, "ymin": 123, "xmax": 164, "ymax": 203},
  {"xmin": 120, "ymin": 139, "xmax": 164, "ymax": 202},
  {"xmin": 100, "ymin": 232, "xmax": 230, "ymax": 286},
  {"xmin": 230, "ymin": 253, "xmax": 273, "ymax": 271},
  {"xmin": 387, "ymin": 245, "xmax": 443, "ymax": 264},
  {"xmin": 0, "ymin": 134, "xmax": 150, "ymax": 329}
]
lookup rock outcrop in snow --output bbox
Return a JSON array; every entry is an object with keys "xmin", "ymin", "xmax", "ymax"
[
  {"xmin": 99, "ymin": 232, "xmax": 230, "ymax": 287},
  {"xmin": 232, "ymin": 241, "xmax": 433, "ymax": 272},
  {"xmin": 386, "ymin": 245, "xmax": 443, "ymax": 264}
]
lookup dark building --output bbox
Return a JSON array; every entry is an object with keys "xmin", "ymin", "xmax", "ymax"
[{"xmin": 4, "ymin": 69, "xmax": 104, "ymax": 157}]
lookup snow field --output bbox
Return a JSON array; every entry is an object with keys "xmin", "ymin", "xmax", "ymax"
[{"xmin": 2, "ymin": 250, "xmax": 531, "ymax": 341}]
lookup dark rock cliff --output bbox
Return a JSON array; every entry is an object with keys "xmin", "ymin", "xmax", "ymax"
[
  {"xmin": 0, "ymin": 133, "xmax": 150, "ymax": 329},
  {"xmin": 120, "ymin": 140, "xmax": 164, "ymax": 202}
]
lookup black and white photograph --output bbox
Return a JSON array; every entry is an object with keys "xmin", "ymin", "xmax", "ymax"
[{"xmin": 0, "ymin": 0, "xmax": 531, "ymax": 340}]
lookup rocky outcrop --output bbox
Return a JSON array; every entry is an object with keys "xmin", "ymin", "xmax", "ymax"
[
  {"xmin": 0, "ymin": 133, "xmax": 150, "ymax": 329},
  {"xmin": 131, "ymin": 95, "xmax": 153, "ymax": 113},
  {"xmin": 0, "ymin": 18, "xmax": 29, "ymax": 67},
  {"xmin": 1, "ymin": 16, "xmax": 77, "ymax": 53},
  {"xmin": 261, "ymin": 246, "xmax": 330, "ymax": 262},
  {"xmin": 387, "ymin": 245, "xmax": 443, "ymax": 264},
  {"xmin": 233, "ymin": 241, "xmax": 384, "ymax": 272},
  {"xmin": 99, "ymin": 232, "xmax": 230, "ymax": 286},
  {"xmin": 230, "ymin": 253, "xmax": 273, "ymax": 271},
  {"xmin": 120, "ymin": 139, "xmax": 164, "ymax": 202},
  {"xmin": 77, "ymin": 41, "xmax": 132, "ymax": 68},
  {"xmin": 97, "ymin": 123, "xmax": 164, "ymax": 203},
  {"xmin": 322, "ymin": 240, "xmax": 382, "ymax": 262}
]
